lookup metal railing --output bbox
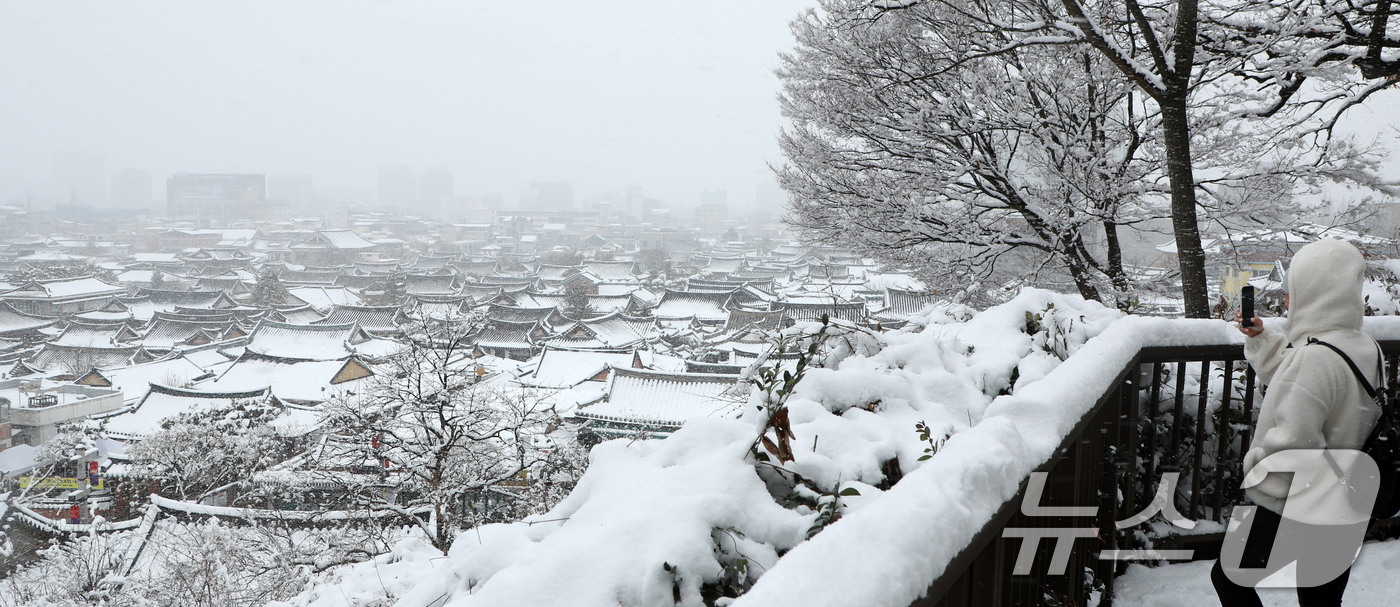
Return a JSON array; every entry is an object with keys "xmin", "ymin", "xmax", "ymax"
[{"xmin": 917, "ymin": 340, "xmax": 1400, "ymax": 607}]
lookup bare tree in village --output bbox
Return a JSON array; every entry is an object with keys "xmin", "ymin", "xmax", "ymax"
[{"xmin": 316, "ymin": 313, "xmax": 556, "ymax": 553}]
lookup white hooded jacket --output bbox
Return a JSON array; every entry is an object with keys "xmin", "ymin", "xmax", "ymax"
[{"xmin": 1242, "ymin": 238, "xmax": 1382, "ymax": 516}]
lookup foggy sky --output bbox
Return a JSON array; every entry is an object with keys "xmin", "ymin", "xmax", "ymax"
[
  {"xmin": 0, "ymin": 0, "xmax": 815, "ymax": 209},
  {"xmin": 2, "ymin": 2, "xmax": 1395, "ymax": 214}
]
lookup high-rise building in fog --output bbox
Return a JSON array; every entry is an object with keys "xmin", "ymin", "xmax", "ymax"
[
  {"xmin": 269, "ymin": 174, "xmax": 315, "ymax": 208},
  {"xmin": 167, "ymin": 173, "xmax": 266, "ymax": 224},
  {"xmin": 378, "ymin": 165, "xmax": 417, "ymax": 208},
  {"xmin": 110, "ymin": 169, "xmax": 152, "ymax": 208},
  {"xmin": 696, "ymin": 190, "xmax": 728, "ymax": 230},
  {"xmin": 53, "ymin": 150, "xmax": 107, "ymax": 206},
  {"xmin": 521, "ymin": 181, "xmax": 572, "ymax": 211},
  {"xmin": 419, "ymin": 167, "xmax": 454, "ymax": 217}
]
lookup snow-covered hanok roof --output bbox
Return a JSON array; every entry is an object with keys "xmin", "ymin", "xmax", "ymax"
[
  {"xmin": 140, "ymin": 318, "xmax": 243, "ymax": 350},
  {"xmin": 299, "ymin": 229, "xmax": 378, "ymax": 250},
  {"xmin": 28, "ymin": 343, "xmax": 154, "ymax": 375},
  {"xmin": 355, "ymin": 260, "xmax": 402, "ymax": 275},
  {"xmin": 583, "ymin": 260, "xmax": 639, "ymax": 283},
  {"xmin": 245, "ymin": 320, "xmax": 380, "ymax": 362},
  {"xmin": 479, "ymin": 275, "xmax": 539, "ymax": 288},
  {"xmin": 411, "ymin": 254, "xmax": 455, "ymax": 270},
  {"xmin": 286, "ymin": 286, "xmax": 364, "ymax": 312},
  {"xmin": 275, "ymin": 305, "xmax": 326, "ymax": 325},
  {"xmin": 652, "ymin": 289, "xmax": 734, "ymax": 323},
  {"xmin": 75, "ymin": 356, "xmax": 218, "ymax": 404},
  {"xmin": 454, "ymin": 259, "xmax": 500, "ymax": 276},
  {"xmin": 774, "ymin": 295, "xmax": 867, "ymax": 323},
  {"xmin": 518, "ymin": 347, "xmax": 643, "ymax": 389},
  {"xmin": 280, "ymin": 269, "xmax": 343, "ymax": 285},
  {"xmin": 508, "ymin": 291, "xmax": 634, "ymax": 314},
  {"xmin": 130, "ymin": 253, "xmax": 181, "ymax": 265},
  {"xmin": 471, "ymin": 319, "xmax": 547, "ymax": 351},
  {"xmin": 0, "ymin": 276, "xmax": 125, "ymax": 302},
  {"xmin": 134, "ymin": 289, "xmax": 230, "ymax": 312},
  {"xmin": 881, "ymin": 287, "xmax": 941, "ymax": 316},
  {"xmin": 314, "ymin": 305, "xmax": 407, "ymax": 335},
  {"xmin": 721, "ymin": 307, "xmax": 786, "ymax": 334},
  {"xmin": 535, "ymin": 264, "xmax": 579, "ymax": 282},
  {"xmin": 574, "ymin": 367, "xmax": 742, "ymax": 435},
  {"xmin": 203, "ymin": 351, "xmax": 373, "ymax": 405},
  {"xmin": 101, "ymin": 384, "xmax": 276, "ymax": 439},
  {"xmin": 52, "ymin": 322, "xmax": 137, "ymax": 348},
  {"xmin": 404, "ymin": 274, "xmax": 459, "ymax": 296},
  {"xmin": 0, "ymin": 301, "xmax": 57, "ymax": 337},
  {"xmin": 486, "ymin": 304, "xmax": 558, "ymax": 324},
  {"xmin": 545, "ymin": 312, "xmax": 656, "ymax": 350},
  {"xmin": 700, "ymin": 256, "xmax": 745, "ymax": 276},
  {"xmin": 406, "ymin": 295, "xmax": 474, "ymax": 320}
]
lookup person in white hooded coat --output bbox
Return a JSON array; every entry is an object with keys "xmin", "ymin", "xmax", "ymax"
[{"xmin": 1211, "ymin": 237, "xmax": 1382, "ymax": 606}]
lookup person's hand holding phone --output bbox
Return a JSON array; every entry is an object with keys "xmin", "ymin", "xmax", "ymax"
[
  {"xmin": 1237, "ymin": 285, "xmax": 1262, "ymax": 336},
  {"xmin": 1235, "ymin": 311, "xmax": 1264, "ymax": 337}
]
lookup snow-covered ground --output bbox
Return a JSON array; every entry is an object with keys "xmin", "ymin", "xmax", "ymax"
[{"xmin": 1114, "ymin": 537, "xmax": 1400, "ymax": 606}]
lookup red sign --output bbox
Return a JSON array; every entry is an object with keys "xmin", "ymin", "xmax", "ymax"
[{"xmin": 69, "ymin": 504, "xmax": 80, "ymax": 524}]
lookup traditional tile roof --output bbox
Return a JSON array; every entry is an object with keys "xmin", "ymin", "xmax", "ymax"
[
  {"xmin": 652, "ymin": 289, "xmax": 735, "ymax": 323},
  {"xmin": 883, "ymin": 287, "xmax": 941, "ymax": 316},
  {"xmin": 28, "ymin": 343, "xmax": 151, "ymax": 375},
  {"xmin": 544, "ymin": 312, "xmax": 655, "ymax": 350},
  {"xmin": 0, "ymin": 276, "xmax": 126, "ymax": 302},
  {"xmin": 314, "ymin": 305, "xmax": 406, "ymax": 334},
  {"xmin": 518, "ymin": 347, "xmax": 641, "ymax": 389},
  {"xmin": 52, "ymin": 322, "xmax": 136, "ymax": 348},
  {"xmin": 141, "ymin": 318, "xmax": 241, "ymax": 349},
  {"xmin": 575, "ymin": 367, "xmax": 742, "ymax": 435},
  {"xmin": 486, "ymin": 304, "xmax": 557, "ymax": 324},
  {"xmin": 773, "ymin": 296, "xmax": 867, "ymax": 323},
  {"xmin": 101, "ymin": 383, "xmax": 276, "ymax": 439},
  {"xmin": 404, "ymin": 274, "xmax": 459, "ymax": 296},
  {"xmin": 0, "ymin": 302, "xmax": 58, "ymax": 337},
  {"xmin": 204, "ymin": 351, "xmax": 373, "ymax": 404},
  {"xmin": 245, "ymin": 320, "xmax": 376, "ymax": 361}
]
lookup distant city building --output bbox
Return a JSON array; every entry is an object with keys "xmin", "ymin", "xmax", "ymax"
[
  {"xmin": 696, "ymin": 190, "xmax": 728, "ymax": 230},
  {"xmin": 110, "ymin": 169, "xmax": 152, "ymax": 208},
  {"xmin": 166, "ymin": 173, "xmax": 267, "ymax": 224},
  {"xmin": 378, "ymin": 165, "xmax": 418, "ymax": 208},
  {"xmin": 522, "ymin": 181, "xmax": 573, "ymax": 211},
  {"xmin": 419, "ymin": 167, "xmax": 454, "ymax": 217}
]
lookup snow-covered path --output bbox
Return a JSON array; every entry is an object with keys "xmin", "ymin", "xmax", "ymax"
[{"xmin": 1113, "ymin": 538, "xmax": 1400, "ymax": 606}]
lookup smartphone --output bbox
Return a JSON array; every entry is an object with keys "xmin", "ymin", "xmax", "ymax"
[{"xmin": 1241, "ymin": 285, "xmax": 1255, "ymax": 327}]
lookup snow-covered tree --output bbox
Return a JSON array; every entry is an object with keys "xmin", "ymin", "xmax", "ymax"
[
  {"xmin": 778, "ymin": 5, "xmax": 1158, "ymax": 303},
  {"xmin": 561, "ymin": 280, "xmax": 596, "ymax": 317},
  {"xmin": 814, "ymin": 0, "xmax": 1395, "ymax": 316},
  {"xmin": 317, "ymin": 320, "xmax": 553, "ymax": 553},
  {"xmin": 248, "ymin": 268, "xmax": 289, "ymax": 307},
  {"xmin": 124, "ymin": 401, "xmax": 295, "ymax": 502}
]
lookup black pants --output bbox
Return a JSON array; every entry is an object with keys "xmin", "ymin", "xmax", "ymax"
[{"xmin": 1210, "ymin": 506, "xmax": 1352, "ymax": 607}]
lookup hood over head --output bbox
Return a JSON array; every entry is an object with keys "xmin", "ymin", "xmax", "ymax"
[{"xmin": 1286, "ymin": 238, "xmax": 1366, "ymax": 344}]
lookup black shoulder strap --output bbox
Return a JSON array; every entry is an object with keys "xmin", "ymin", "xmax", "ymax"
[{"xmin": 1306, "ymin": 337, "xmax": 1384, "ymax": 399}]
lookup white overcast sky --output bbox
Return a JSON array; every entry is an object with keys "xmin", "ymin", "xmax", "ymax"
[
  {"xmin": 1, "ymin": 1, "xmax": 1395, "ymax": 212},
  {"xmin": 0, "ymin": 0, "xmax": 816, "ymax": 208}
]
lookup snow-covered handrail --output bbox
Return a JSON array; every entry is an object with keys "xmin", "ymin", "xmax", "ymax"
[
  {"xmin": 733, "ymin": 316, "xmax": 1400, "ymax": 607},
  {"xmin": 10, "ymin": 503, "xmax": 144, "ymax": 534},
  {"xmin": 149, "ymin": 493, "xmax": 430, "ymax": 521}
]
